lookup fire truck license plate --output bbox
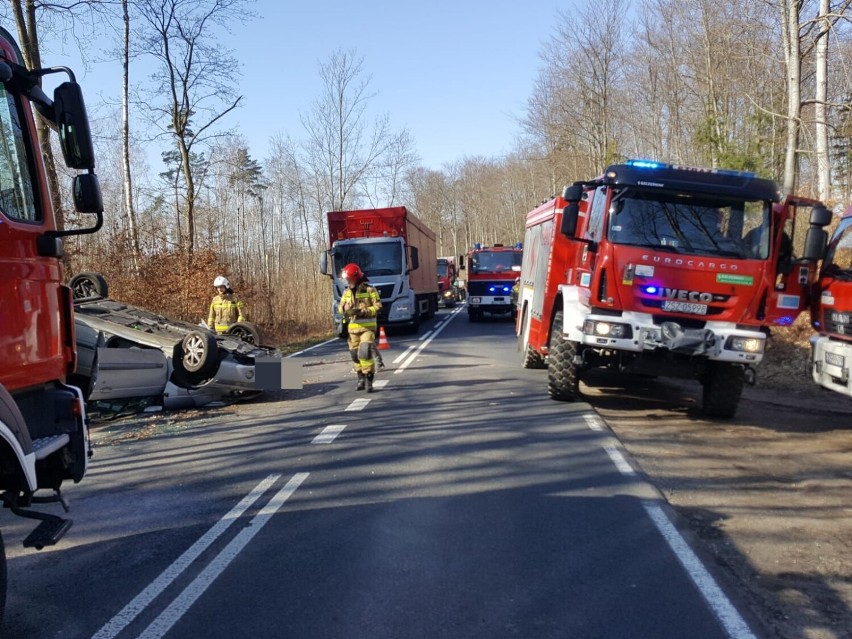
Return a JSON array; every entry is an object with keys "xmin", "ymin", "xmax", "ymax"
[
  {"xmin": 824, "ymin": 351, "xmax": 845, "ymax": 368},
  {"xmin": 661, "ymin": 300, "xmax": 708, "ymax": 315}
]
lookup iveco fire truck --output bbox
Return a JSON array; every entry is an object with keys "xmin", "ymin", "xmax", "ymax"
[
  {"xmin": 810, "ymin": 204, "xmax": 852, "ymax": 398},
  {"xmin": 0, "ymin": 26, "xmax": 103, "ymax": 620},
  {"xmin": 516, "ymin": 160, "xmax": 829, "ymax": 418},
  {"xmin": 462, "ymin": 243, "xmax": 523, "ymax": 321}
]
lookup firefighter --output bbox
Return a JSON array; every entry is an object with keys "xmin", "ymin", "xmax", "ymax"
[
  {"xmin": 338, "ymin": 263, "xmax": 382, "ymax": 392},
  {"xmin": 208, "ymin": 275, "xmax": 247, "ymax": 334}
]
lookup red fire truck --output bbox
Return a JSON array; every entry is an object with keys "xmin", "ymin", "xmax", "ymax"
[
  {"xmin": 461, "ymin": 243, "xmax": 523, "ymax": 321},
  {"xmin": 516, "ymin": 160, "xmax": 830, "ymax": 418},
  {"xmin": 810, "ymin": 204, "xmax": 852, "ymax": 398},
  {"xmin": 0, "ymin": 26, "xmax": 103, "ymax": 618},
  {"xmin": 437, "ymin": 256, "xmax": 460, "ymax": 307}
]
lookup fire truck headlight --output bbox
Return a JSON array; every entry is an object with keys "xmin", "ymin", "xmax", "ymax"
[
  {"xmin": 583, "ymin": 320, "xmax": 631, "ymax": 339},
  {"xmin": 726, "ymin": 336, "xmax": 765, "ymax": 354}
]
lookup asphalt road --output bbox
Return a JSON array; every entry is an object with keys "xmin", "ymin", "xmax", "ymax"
[{"xmin": 1, "ymin": 306, "xmax": 763, "ymax": 638}]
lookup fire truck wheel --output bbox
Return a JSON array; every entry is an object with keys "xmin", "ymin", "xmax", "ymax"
[
  {"xmin": 547, "ymin": 310, "xmax": 580, "ymax": 401},
  {"xmin": 518, "ymin": 310, "xmax": 545, "ymax": 369},
  {"xmin": 225, "ymin": 322, "xmax": 262, "ymax": 345},
  {"xmin": 70, "ymin": 272, "xmax": 109, "ymax": 300},
  {"xmin": 702, "ymin": 361, "xmax": 744, "ymax": 418},
  {"xmin": 180, "ymin": 331, "xmax": 220, "ymax": 376}
]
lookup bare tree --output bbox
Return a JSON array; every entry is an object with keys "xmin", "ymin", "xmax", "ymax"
[{"xmin": 135, "ymin": 0, "xmax": 252, "ymax": 254}]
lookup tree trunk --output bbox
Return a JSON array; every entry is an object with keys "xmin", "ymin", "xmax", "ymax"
[
  {"xmin": 781, "ymin": 0, "xmax": 801, "ymax": 195},
  {"xmin": 121, "ymin": 0, "xmax": 142, "ymax": 272},
  {"xmin": 815, "ymin": 0, "xmax": 831, "ymax": 202}
]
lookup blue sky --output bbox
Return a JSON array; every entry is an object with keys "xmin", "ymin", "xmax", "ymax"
[{"xmin": 54, "ymin": 0, "xmax": 573, "ymax": 171}]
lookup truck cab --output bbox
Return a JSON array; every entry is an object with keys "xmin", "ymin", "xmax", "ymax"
[
  {"xmin": 0, "ymin": 26, "xmax": 103, "ymax": 618},
  {"xmin": 463, "ymin": 243, "xmax": 523, "ymax": 321}
]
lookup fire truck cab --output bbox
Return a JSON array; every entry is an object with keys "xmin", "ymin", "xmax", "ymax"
[
  {"xmin": 0, "ymin": 26, "xmax": 103, "ymax": 618},
  {"xmin": 462, "ymin": 243, "xmax": 523, "ymax": 321},
  {"xmin": 516, "ymin": 160, "xmax": 830, "ymax": 418}
]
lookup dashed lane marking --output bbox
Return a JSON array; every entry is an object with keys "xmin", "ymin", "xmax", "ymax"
[
  {"xmin": 344, "ymin": 398, "xmax": 371, "ymax": 411},
  {"xmin": 312, "ymin": 424, "xmax": 347, "ymax": 444}
]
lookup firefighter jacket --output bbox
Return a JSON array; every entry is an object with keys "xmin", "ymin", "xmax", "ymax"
[
  {"xmin": 208, "ymin": 293, "xmax": 246, "ymax": 334},
  {"xmin": 339, "ymin": 281, "xmax": 382, "ymax": 332}
]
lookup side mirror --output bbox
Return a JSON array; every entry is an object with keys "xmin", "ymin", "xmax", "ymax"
[
  {"xmin": 320, "ymin": 251, "xmax": 329, "ymax": 275},
  {"xmin": 561, "ymin": 203, "xmax": 579, "ymax": 236},
  {"xmin": 562, "ymin": 184, "xmax": 583, "ymax": 203},
  {"xmin": 73, "ymin": 173, "xmax": 103, "ymax": 213},
  {"xmin": 802, "ymin": 227, "xmax": 828, "ymax": 262},
  {"xmin": 810, "ymin": 205, "xmax": 833, "ymax": 227},
  {"xmin": 54, "ymin": 81, "xmax": 96, "ymax": 170}
]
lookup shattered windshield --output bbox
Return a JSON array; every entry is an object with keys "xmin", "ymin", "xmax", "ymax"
[
  {"xmin": 822, "ymin": 218, "xmax": 852, "ymax": 280},
  {"xmin": 333, "ymin": 241, "xmax": 403, "ymax": 277},
  {"xmin": 606, "ymin": 189, "xmax": 770, "ymax": 259}
]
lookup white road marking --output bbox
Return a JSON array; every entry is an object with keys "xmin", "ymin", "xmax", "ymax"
[
  {"xmin": 603, "ymin": 443, "xmax": 636, "ymax": 476},
  {"xmin": 312, "ymin": 424, "xmax": 347, "ymax": 444},
  {"xmin": 395, "ymin": 306, "xmax": 463, "ymax": 373},
  {"xmin": 136, "ymin": 473, "xmax": 309, "ymax": 639},
  {"xmin": 373, "ymin": 379, "xmax": 389, "ymax": 389},
  {"xmin": 644, "ymin": 503, "xmax": 758, "ymax": 639},
  {"xmin": 345, "ymin": 398, "xmax": 371, "ymax": 411},
  {"xmin": 287, "ymin": 337, "xmax": 338, "ymax": 357},
  {"xmin": 584, "ymin": 414, "xmax": 605, "ymax": 431},
  {"xmin": 599, "ymin": 433, "xmax": 755, "ymax": 639},
  {"xmin": 92, "ymin": 474, "xmax": 281, "ymax": 639},
  {"xmin": 393, "ymin": 345, "xmax": 416, "ymax": 364}
]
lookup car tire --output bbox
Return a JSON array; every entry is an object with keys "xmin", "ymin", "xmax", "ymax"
[
  {"xmin": 225, "ymin": 322, "xmax": 262, "ymax": 345},
  {"xmin": 70, "ymin": 272, "xmax": 109, "ymax": 300},
  {"xmin": 180, "ymin": 331, "xmax": 219, "ymax": 376}
]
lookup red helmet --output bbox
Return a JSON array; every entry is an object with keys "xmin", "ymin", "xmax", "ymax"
[{"xmin": 341, "ymin": 263, "xmax": 363, "ymax": 284}]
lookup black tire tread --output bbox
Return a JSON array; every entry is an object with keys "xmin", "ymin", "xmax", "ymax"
[{"xmin": 547, "ymin": 310, "xmax": 580, "ymax": 401}]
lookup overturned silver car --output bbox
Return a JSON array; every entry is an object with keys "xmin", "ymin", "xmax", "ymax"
[{"xmin": 69, "ymin": 272, "xmax": 282, "ymax": 410}]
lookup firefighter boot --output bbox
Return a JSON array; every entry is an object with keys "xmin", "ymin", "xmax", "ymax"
[
  {"xmin": 366, "ymin": 373, "xmax": 374, "ymax": 393},
  {"xmin": 356, "ymin": 372, "xmax": 366, "ymax": 391}
]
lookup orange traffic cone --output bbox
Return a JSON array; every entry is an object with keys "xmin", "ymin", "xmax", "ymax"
[{"xmin": 377, "ymin": 326, "xmax": 390, "ymax": 350}]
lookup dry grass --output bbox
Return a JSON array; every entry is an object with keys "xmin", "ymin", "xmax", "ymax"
[{"xmin": 757, "ymin": 313, "xmax": 815, "ymax": 391}]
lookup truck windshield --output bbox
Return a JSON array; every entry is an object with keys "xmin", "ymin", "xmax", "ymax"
[
  {"xmin": 471, "ymin": 251, "xmax": 522, "ymax": 273},
  {"xmin": 437, "ymin": 261, "xmax": 450, "ymax": 277},
  {"xmin": 333, "ymin": 241, "xmax": 403, "ymax": 277},
  {"xmin": 822, "ymin": 217, "xmax": 852, "ymax": 280},
  {"xmin": 606, "ymin": 189, "xmax": 770, "ymax": 259}
]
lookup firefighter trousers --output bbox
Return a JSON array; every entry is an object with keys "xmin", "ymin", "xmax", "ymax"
[{"xmin": 347, "ymin": 328, "xmax": 376, "ymax": 374}]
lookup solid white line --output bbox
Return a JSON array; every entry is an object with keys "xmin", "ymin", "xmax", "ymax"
[
  {"xmin": 312, "ymin": 424, "xmax": 347, "ymax": 444},
  {"xmin": 137, "ymin": 473, "xmax": 310, "ymax": 639},
  {"xmin": 394, "ymin": 306, "xmax": 463, "ymax": 373},
  {"xmin": 344, "ymin": 398, "xmax": 371, "ymax": 411},
  {"xmin": 603, "ymin": 443, "xmax": 636, "ymax": 476},
  {"xmin": 643, "ymin": 503, "xmax": 758, "ymax": 639},
  {"xmin": 287, "ymin": 337, "xmax": 337, "ymax": 357},
  {"xmin": 584, "ymin": 414, "xmax": 605, "ymax": 431},
  {"xmin": 92, "ymin": 474, "xmax": 281, "ymax": 639},
  {"xmin": 419, "ymin": 329, "xmax": 434, "ymax": 340}
]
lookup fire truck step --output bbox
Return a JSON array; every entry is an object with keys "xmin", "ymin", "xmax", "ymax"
[
  {"xmin": 31, "ymin": 434, "xmax": 71, "ymax": 461},
  {"xmin": 23, "ymin": 516, "xmax": 73, "ymax": 550}
]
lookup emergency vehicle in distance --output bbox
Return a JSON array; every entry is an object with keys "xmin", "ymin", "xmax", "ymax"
[
  {"xmin": 437, "ymin": 256, "xmax": 460, "ymax": 307},
  {"xmin": 0, "ymin": 26, "xmax": 104, "ymax": 619},
  {"xmin": 320, "ymin": 207, "xmax": 438, "ymax": 335},
  {"xmin": 461, "ymin": 243, "xmax": 523, "ymax": 321},
  {"xmin": 810, "ymin": 204, "xmax": 852, "ymax": 398},
  {"xmin": 516, "ymin": 159, "xmax": 830, "ymax": 418}
]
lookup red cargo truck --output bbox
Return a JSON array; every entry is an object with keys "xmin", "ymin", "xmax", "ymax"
[
  {"xmin": 0, "ymin": 26, "xmax": 104, "ymax": 619},
  {"xmin": 516, "ymin": 159, "xmax": 830, "ymax": 418},
  {"xmin": 320, "ymin": 207, "xmax": 439, "ymax": 334},
  {"xmin": 437, "ymin": 256, "xmax": 460, "ymax": 307}
]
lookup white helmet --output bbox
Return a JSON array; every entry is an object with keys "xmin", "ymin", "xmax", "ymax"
[{"xmin": 213, "ymin": 275, "xmax": 230, "ymax": 288}]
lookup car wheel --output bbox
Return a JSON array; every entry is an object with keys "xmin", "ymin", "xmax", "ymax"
[
  {"xmin": 70, "ymin": 272, "xmax": 109, "ymax": 300},
  {"xmin": 225, "ymin": 322, "xmax": 262, "ymax": 345},
  {"xmin": 181, "ymin": 331, "xmax": 219, "ymax": 376}
]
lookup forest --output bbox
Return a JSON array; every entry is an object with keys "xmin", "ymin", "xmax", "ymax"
[{"xmin": 4, "ymin": 0, "xmax": 851, "ymax": 345}]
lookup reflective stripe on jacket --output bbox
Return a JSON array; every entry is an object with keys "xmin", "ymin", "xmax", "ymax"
[
  {"xmin": 338, "ymin": 282, "xmax": 381, "ymax": 331},
  {"xmin": 208, "ymin": 294, "xmax": 246, "ymax": 333}
]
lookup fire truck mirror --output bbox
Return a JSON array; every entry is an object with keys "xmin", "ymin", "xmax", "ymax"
[
  {"xmin": 802, "ymin": 227, "xmax": 828, "ymax": 262},
  {"xmin": 561, "ymin": 203, "xmax": 579, "ymax": 236},
  {"xmin": 73, "ymin": 173, "xmax": 103, "ymax": 214},
  {"xmin": 562, "ymin": 184, "xmax": 583, "ymax": 202},
  {"xmin": 54, "ymin": 81, "xmax": 96, "ymax": 170},
  {"xmin": 810, "ymin": 205, "xmax": 833, "ymax": 227}
]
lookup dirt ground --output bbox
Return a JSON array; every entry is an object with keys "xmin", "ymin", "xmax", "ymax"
[{"xmin": 581, "ymin": 365, "xmax": 852, "ymax": 639}]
